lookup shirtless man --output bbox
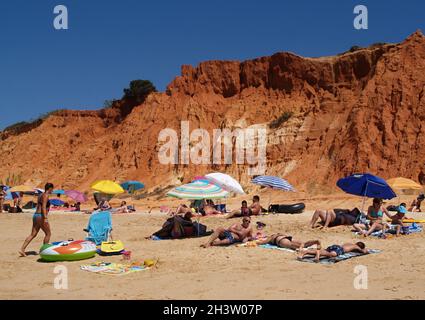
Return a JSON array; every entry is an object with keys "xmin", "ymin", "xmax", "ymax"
[
  {"xmin": 201, "ymin": 217, "xmax": 253, "ymax": 247},
  {"xmin": 298, "ymin": 241, "xmax": 368, "ymax": 263}
]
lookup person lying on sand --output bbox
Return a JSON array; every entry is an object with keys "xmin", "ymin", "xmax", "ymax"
[
  {"xmin": 353, "ymin": 198, "xmax": 391, "ymax": 237},
  {"xmin": 256, "ymin": 233, "xmax": 320, "ymax": 251},
  {"xmin": 198, "ymin": 199, "xmax": 222, "ymax": 216},
  {"xmin": 201, "ymin": 216, "xmax": 253, "ymax": 247},
  {"xmin": 309, "ymin": 208, "xmax": 361, "ymax": 229},
  {"xmin": 167, "ymin": 204, "xmax": 193, "ymax": 217},
  {"xmin": 298, "ymin": 241, "xmax": 368, "ymax": 263},
  {"xmin": 147, "ymin": 212, "xmax": 196, "ymax": 239}
]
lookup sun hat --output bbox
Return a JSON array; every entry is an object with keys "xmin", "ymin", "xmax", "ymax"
[{"xmin": 397, "ymin": 205, "xmax": 407, "ymax": 215}]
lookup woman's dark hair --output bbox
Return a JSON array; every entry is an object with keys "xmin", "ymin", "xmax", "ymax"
[
  {"xmin": 253, "ymin": 195, "xmax": 260, "ymax": 202},
  {"xmin": 242, "ymin": 200, "xmax": 247, "ymax": 205},
  {"xmin": 400, "ymin": 202, "xmax": 407, "ymax": 207},
  {"xmin": 350, "ymin": 208, "xmax": 361, "ymax": 216},
  {"xmin": 45, "ymin": 183, "xmax": 54, "ymax": 191},
  {"xmin": 373, "ymin": 198, "xmax": 382, "ymax": 204}
]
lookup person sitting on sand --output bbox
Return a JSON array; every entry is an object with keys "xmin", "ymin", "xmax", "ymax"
[
  {"xmin": 167, "ymin": 204, "xmax": 194, "ymax": 216},
  {"xmin": 253, "ymin": 221, "xmax": 267, "ymax": 239},
  {"xmin": 226, "ymin": 200, "xmax": 252, "ymax": 219},
  {"xmin": 201, "ymin": 217, "xmax": 254, "ymax": 247},
  {"xmin": 256, "ymin": 233, "xmax": 320, "ymax": 251},
  {"xmin": 298, "ymin": 241, "xmax": 368, "ymax": 263},
  {"xmin": 409, "ymin": 193, "xmax": 424, "ymax": 213},
  {"xmin": 114, "ymin": 201, "xmax": 130, "ymax": 214},
  {"xmin": 249, "ymin": 196, "xmax": 262, "ymax": 216},
  {"xmin": 147, "ymin": 212, "xmax": 196, "ymax": 239},
  {"xmin": 98, "ymin": 200, "xmax": 112, "ymax": 211},
  {"xmin": 383, "ymin": 203, "xmax": 410, "ymax": 237},
  {"xmin": 353, "ymin": 198, "xmax": 392, "ymax": 237},
  {"xmin": 19, "ymin": 183, "xmax": 54, "ymax": 257},
  {"xmin": 0, "ymin": 186, "xmax": 6, "ymax": 213},
  {"xmin": 309, "ymin": 208, "xmax": 361, "ymax": 229}
]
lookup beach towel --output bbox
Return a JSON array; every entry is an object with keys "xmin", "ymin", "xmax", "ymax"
[
  {"xmin": 80, "ymin": 262, "xmax": 150, "ymax": 276},
  {"xmin": 297, "ymin": 249, "xmax": 381, "ymax": 265},
  {"xmin": 258, "ymin": 243, "xmax": 297, "ymax": 253},
  {"xmin": 357, "ymin": 224, "xmax": 423, "ymax": 237},
  {"xmin": 85, "ymin": 211, "xmax": 112, "ymax": 245}
]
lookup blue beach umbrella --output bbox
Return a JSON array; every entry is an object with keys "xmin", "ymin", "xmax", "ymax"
[
  {"xmin": 50, "ymin": 199, "xmax": 65, "ymax": 206},
  {"xmin": 120, "ymin": 181, "xmax": 145, "ymax": 194},
  {"xmin": 337, "ymin": 173, "xmax": 396, "ymax": 200}
]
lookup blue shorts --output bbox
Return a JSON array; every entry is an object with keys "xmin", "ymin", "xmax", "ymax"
[
  {"xmin": 33, "ymin": 213, "xmax": 43, "ymax": 223},
  {"xmin": 222, "ymin": 230, "xmax": 238, "ymax": 244},
  {"xmin": 326, "ymin": 245, "xmax": 344, "ymax": 256}
]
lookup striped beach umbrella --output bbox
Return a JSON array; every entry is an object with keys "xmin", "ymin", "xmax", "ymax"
[
  {"xmin": 167, "ymin": 179, "xmax": 229, "ymax": 200},
  {"xmin": 251, "ymin": 176, "xmax": 295, "ymax": 191}
]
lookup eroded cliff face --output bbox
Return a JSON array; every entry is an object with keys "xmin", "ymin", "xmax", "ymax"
[{"xmin": 1, "ymin": 31, "xmax": 425, "ymax": 193}]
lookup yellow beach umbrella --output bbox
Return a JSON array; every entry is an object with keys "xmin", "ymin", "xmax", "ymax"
[
  {"xmin": 90, "ymin": 180, "xmax": 125, "ymax": 195},
  {"xmin": 387, "ymin": 177, "xmax": 422, "ymax": 190},
  {"xmin": 9, "ymin": 185, "xmax": 35, "ymax": 193}
]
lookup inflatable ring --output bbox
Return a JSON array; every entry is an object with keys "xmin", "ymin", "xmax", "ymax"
[{"xmin": 40, "ymin": 240, "xmax": 97, "ymax": 262}]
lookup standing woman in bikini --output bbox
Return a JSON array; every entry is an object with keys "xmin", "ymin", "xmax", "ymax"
[{"xmin": 19, "ymin": 183, "xmax": 54, "ymax": 257}]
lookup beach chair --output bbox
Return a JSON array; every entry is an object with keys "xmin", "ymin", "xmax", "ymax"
[{"xmin": 84, "ymin": 211, "xmax": 112, "ymax": 245}]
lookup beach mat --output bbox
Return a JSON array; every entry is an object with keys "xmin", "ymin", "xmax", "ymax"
[
  {"xmin": 360, "ymin": 224, "xmax": 423, "ymax": 238},
  {"xmin": 259, "ymin": 243, "xmax": 295, "ymax": 253},
  {"xmin": 237, "ymin": 242, "xmax": 306, "ymax": 253},
  {"xmin": 297, "ymin": 249, "xmax": 381, "ymax": 265},
  {"xmin": 80, "ymin": 262, "xmax": 150, "ymax": 276}
]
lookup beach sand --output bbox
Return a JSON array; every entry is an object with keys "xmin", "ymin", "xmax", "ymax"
[{"xmin": 1, "ymin": 193, "xmax": 425, "ymax": 300}]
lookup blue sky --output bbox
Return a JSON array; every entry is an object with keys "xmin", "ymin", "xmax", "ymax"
[{"xmin": 0, "ymin": 0, "xmax": 424, "ymax": 129}]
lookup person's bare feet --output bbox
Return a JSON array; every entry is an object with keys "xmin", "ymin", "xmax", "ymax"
[
  {"xmin": 297, "ymin": 249, "xmax": 306, "ymax": 260},
  {"xmin": 18, "ymin": 250, "xmax": 27, "ymax": 257}
]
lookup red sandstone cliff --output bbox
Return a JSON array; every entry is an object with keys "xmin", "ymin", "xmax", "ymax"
[{"xmin": 1, "ymin": 31, "xmax": 425, "ymax": 193}]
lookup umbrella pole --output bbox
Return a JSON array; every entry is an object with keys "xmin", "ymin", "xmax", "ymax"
[{"xmin": 360, "ymin": 181, "xmax": 369, "ymax": 216}]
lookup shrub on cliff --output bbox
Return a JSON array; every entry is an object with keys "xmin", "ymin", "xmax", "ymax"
[
  {"xmin": 269, "ymin": 111, "xmax": 293, "ymax": 129},
  {"xmin": 123, "ymin": 80, "xmax": 157, "ymax": 104}
]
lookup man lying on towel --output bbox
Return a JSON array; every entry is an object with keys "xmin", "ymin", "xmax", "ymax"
[
  {"xmin": 297, "ymin": 241, "xmax": 368, "ymax": 263},
  {"xmin": 201, "ymin": 217, "xmax": 253, "ymax": 248}
]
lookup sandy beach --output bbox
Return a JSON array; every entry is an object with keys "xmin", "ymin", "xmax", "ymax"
[{"xmin": 1, "ymin": 193, "xmax": 424, "ymax": 300}]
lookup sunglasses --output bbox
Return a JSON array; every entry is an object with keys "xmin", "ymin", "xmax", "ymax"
[{"xmin": 242, "ymin": 219, "xmax": 251, "ymax": 223}]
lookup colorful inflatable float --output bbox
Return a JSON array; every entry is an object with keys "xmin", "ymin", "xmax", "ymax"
[{"xmin": 40, "ymin": 240, "xmax": 97, "ymax": 262}]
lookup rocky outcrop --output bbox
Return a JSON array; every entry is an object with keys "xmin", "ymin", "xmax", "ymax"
[{"xmin": 1, "ymin": 31, "xmax": 424, "ymax": 193}]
